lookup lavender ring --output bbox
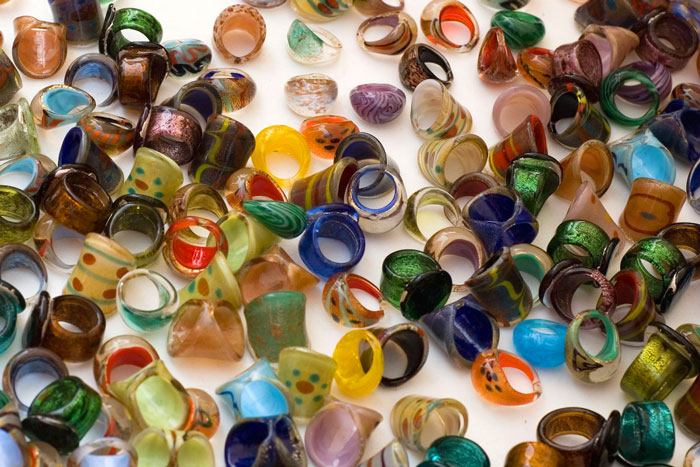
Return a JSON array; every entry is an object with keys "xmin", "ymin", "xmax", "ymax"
[
  {"xmin": 617, "ymin": 61, "xmax": 672, "ymax": 105},
  {"xmin": 350, "ymin": 83, "xmax": 406, "ymax": 125}
]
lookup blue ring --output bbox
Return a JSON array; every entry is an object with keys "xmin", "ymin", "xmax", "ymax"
[
  {"xmin": 513, "ymin": 318, "xmax": 567, "ymax": 368},
  {"xmin": 64, "ymin": 53, "xmax": 118, "ymax": 107},
  {"xmin": 299, "ymin": 211, "xmax": 365, "ymax": 280}
]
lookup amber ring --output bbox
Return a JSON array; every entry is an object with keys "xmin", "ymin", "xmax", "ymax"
[
  {"xmin": 399, "ymin": 44, "xmax": 454, "ymax": 91},
  {"xmin": 0, "ymin": 244, "xmax": 46, "ymax": 306},
  {"xmin": 371, "ymin": 323, "xmax": 429, "ymax": 386},
  {"xmin": 116, "ymin": 42, "xmax": 170, "ymax": 109},
  {"xmin": 93, "ymin": 335, "xmax": 160, "ymax": 396},
  {"xmin": 2, "ymin": 347, "xmax": 69, "ymax": 411},
  {"xmin": 12, "ymin": 16, "xmax": 67, "ymax": 79},
  {"xmin": 213, "ymin": 5, "xmax": 266, "ymax": 64},
  {"xmin": 38, "ymin": 295, "xmax": 106, "ymax": 363},
  {"xmin": 420, "ymin": 0, "xmax": 479, "ymax": 52},
  {"xmin": 537, "ymin": 407, "xmax": 607, "ymax": 466},
  {"xmin": 357, "ymin": 12, "xmax": 418, "ymax": 56},
  {"xmin": 40, "ymin": 169, "xmax": 112, "ymax": 235},
  {"xmin": 322, "ymin": 273, "xmax": 385, "ymax": 328}
]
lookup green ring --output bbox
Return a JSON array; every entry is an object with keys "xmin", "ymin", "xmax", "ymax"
[{"xmin": 600, "ymin": 68, "xmax": 660, "ymax": 126}]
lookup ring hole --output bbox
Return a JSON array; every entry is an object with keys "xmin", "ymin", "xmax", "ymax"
[
  {"xmin": 570, "ymin": 285, "xmax": 601, "ymax": 315},
  {"xmin": 72, "ymin": 77, "xmax": 113, "ymax": 105},
  {"xmin": 610, "ymin": 304, "xmax": 632, "ymax": 323},
  {"xmin": 266, "ymin": 152, "xmax": 300, "ymax": 180},
  {"xmin": 222, "ymin": 28, "xmax": 257, "ymax": 58},
  {"xmin": 440, "ymin": 20, "xmax": 472, "ymax": 46},
  {"xmin": 57, "ymin": 321, "xmax": 83, "ymax": 333},
  {"xmin": 444, "ymin": 143, "xmax": 484, "ymax": 185},
  {"xmin": 1, "ymin": 267, "xmax": 39, "ymax": 300},
  {"xmin": 112, "ymin": 230, "xmax": 153, "ymax": 255},
  {"xmin": 577, "ymin": 321, "xmax": 607, "ymax": 355},
  {"xmin": 318, "ymin": 237, "xmax": 351, "ymax": 263},
  {"xmin": 416, "ymin": 205, "xmax": 454, "ymax": 239},
  {"xmin": 438, "ymin": 242, "xmax": 478, "ymax": 285},
  {"xmin": 562, "ymin": 244, "xmax": 589, "ymax": 257},
  {"xmin": 0, "ymin": 166, "xmax": 33, "ymax": 189},
  {"xmin": 358, "ymin": 339, "xmax": 373, "ymax": 374},
  {"xmin": 352, "ymin": 288, "xmax": 381, "ymax": 311},
  {"xmin": 380, "ymin": 340, "xmax": 408, "ymax": 379},
  {"xmin": 425, "ymin": 62, "xmax": 448, "ymax": 81},
  {"xmin": 16, "ymin": 372, "xmax": 57, "ymax": 408},
  {"xmin": 121, "ymin": 29, "xmax": 149, "ymax": 42},
  {"xmin": 122, "ymin": 275, "xmax": 162, "ymax": 310},
  {"xmin": 613, "ymin": 88, "xmax": 650, "ymax": 119},
  {"xmin": 552, "ymin": 434, "xmax": 591, "ymax": 447},
  {"xmin": 187, "ymin": 209, "xmax": 220, "ymax": 238},
  {"xmin": 640, "ymin": 259, "xmax": 662, "ymax": 280},
  {"xmin": 53, "ymin": 231, "xmax": 85, "ymax": 266},
  {"xmin": 502, "ymin": 366, "xmax": 534, "ymax": 393},
  {"xmin": 363, "ymin": 24, "xmax": 394, "ymax": 42}
]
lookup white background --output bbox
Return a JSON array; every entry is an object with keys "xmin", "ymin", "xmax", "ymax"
[{"xmin": 1, "ymin": 0, "xmax": 700, "ymax": 465}]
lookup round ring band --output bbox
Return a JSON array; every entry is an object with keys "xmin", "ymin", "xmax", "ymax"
[
  {"xmin": 3, "ymin": 348, "xmax": 69, "ymax": 411},
  {"xmin": 298, "ymin": 212, "xmax": 365, "ymax": 280},
  {"xmin": 251, "ymin": 126, "xmax": 311, "ymax": 189},
  {"xmin": 403, "ymin": 187, "xmax": 462, "ymax": 243},
  {"xmin": 106, "ymin": 201, "xmax": 165, "ymax": 268},
  {"xmin": 390, "ymin": 395, "xmax": 468, "ymax": 453},
  {"xmin": 40, "ymin": 169, "xmax": 112, "ymax": 235},
  {"xmin": 424, "ymin": 226, "xmax": 485, "ymax": 292},
  {"xmin": 537, "ymin": 407, "xmax": 606, "ymax": 466},
  {"xmin": 565, "ymin": 309, "xmax": 621, "ymax": 383},
  {"xmin": 99, "ymin": 5, "xmax": 163, "ymax": 60},
  {"xmin": 513, "ymin": 319, "xmax": 567, "ymax": 368},
  {"xmin": 421, "ymin": 0, "xmax": 479, "ymax": 52},
  {"xmin": 64, "ymin": 54, "xmax": 118, "ymax": 107},
  {"xmin": 471, "ymin": 349, "xmax": 542, "ymax": 406},
  {"xmin": 92, "ymin": 335, "xmax": 159, "ymax": 396},
  {"xmin": 600, "ymin": 68, "xmax": 660, "ymax": 126},
  {"xmin": 333, "ymin": 329, "xmax": 384, "ymax": 397},
  {"xmin": 345, "ymin": 163, "xmax": 407, "ymax": 234},
  {"xmin": 78, "ymin": 113, "xmax": 135, "ymax": 157},
  {"xmin": 322, "ymin": 273, "xmax": 385, "ymax": 328},
  {"xmin": 399, "ymin": 44, "xmax": 454, "ymax": 91},
  {"xmin": 116, "ymin": 269, "xmax": 178, "ymax": 332},
  {"xmin": 357, "ymin": 12, "xmax": 417, "ymax": 56},
  {"xmin": 371, "ymin": 323, "xmax": 429, "ymax": 386},
  {"xmin": 39, "ymin": 295, "xmax": 106, "ymax": 363},
  {"xmin": 0, "ymin": 243, "xmax": 46, "ymax": 306},
  {"xmin": 163, "ymin": 217, "xmax": 229, "ymax": 277},
  {"xmin": 213, "ymin": 5, "xmax": 266, "ymax": 64}
]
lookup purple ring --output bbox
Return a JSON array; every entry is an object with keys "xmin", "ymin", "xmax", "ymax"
[
  {"xmin": 349, "ymin": 83, "xmax": 406, "ymax": 125},
  {"xmin": 617, "ymin": 61, "xmax": 672, "ymax": 105}
]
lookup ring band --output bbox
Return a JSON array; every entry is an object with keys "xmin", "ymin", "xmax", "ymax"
[
  {"xmin": 421, "ymin": 0, "xmax": 479, "ymax": 52},
  {"xmin": 399, "ymin": 44, "xmax": 454, "ymax": 91},
  {"xmin": 213, "ymin": 5, "xmax": 266, "ymax": 64},
  {"xmin": 357, "ymin": 12, "xmax": 417, "ymax": 56},
  {"xmin": 64, "ymin": 54, "xmax": 118, "ymax": 107}
]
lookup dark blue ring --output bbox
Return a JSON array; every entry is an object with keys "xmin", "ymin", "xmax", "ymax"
[{"xmin": 298, "ymin": 212, "xmax": 365, "ymax": 280}]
